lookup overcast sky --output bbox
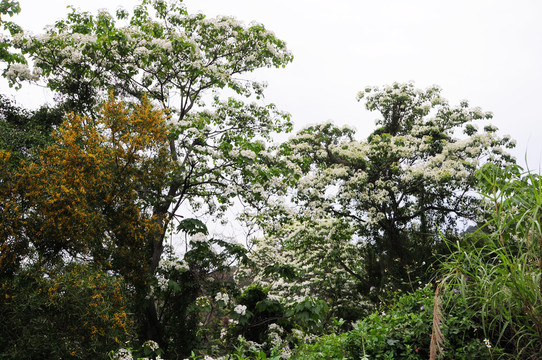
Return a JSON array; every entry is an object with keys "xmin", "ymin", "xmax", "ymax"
[{"xmin": 5, "ymin": 0, "xmax": 542, "ymax": 169}]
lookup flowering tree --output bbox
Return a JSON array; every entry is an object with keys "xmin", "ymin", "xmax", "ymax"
[
  {"xmin": 250, "ymin": 83, "xmax": 515, "ymax": 306},
  {"xmin": 1, "ymin": 0, "xmax": 292, "ymax": 355},
  {"xmin": 9, "ymin": 0, "xmax": 292, "ymax": 274},
  {"xmin": 0, "ymin": 96, "xmax": 174, "ymax": 351},
  {"xmin": 11, "ymin": 0, "xmax": 291, "ymax": 114}
]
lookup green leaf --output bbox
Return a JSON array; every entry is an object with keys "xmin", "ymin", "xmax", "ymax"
[{"xmin": 176, "ymin": 218, "xmax": 208, "ymax": 235}]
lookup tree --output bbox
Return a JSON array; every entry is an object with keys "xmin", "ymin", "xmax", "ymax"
[
  {"xmin": 0, "ymin": 96, "xmax": 64, "ymax": 277},
  {"xmin": 0, "ymin": 93, "xmax": 283, "ymax": 357},
  {"xmin": 2, "ymin": 0, "xmax": 292, "ymax": 354},
  {"xmin": 251, "ymin": 83, "xmax": 515, "ymax": 304},
  {"xmin": 0, "ymin": 0, "xmax": 25, "ymax": 69},
  {"xmin": 12, "ymin": 0, "xmax": 292, "ymax": 114}
]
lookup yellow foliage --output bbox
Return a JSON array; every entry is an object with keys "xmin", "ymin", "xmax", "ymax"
[{"xmin": 0, "ymin": 94, "xmax": 173, "ymax": 286}]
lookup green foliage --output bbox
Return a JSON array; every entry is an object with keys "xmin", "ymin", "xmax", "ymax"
[
  {"xmin": 290, "ymin": 319, "xmax": 349, "ymax": 360},
  {"xmin": 0, "ymin": 95, "xmax": 63, "ymax": 165},
  {"xmin": 233, "ymin": 285, "xmax": 286, "ymax": 344},
  {"xmin": 0, "ymin": 95, "xmax": 172, "ymax": 282},
  {"xmin": 248, "ymin": 83, "xmax": 515, "ymax": 332},
  {"xmin": 187, "ymin": 347, "xmax": 282, "ymax": 360},
  {"xmin": 291, "ymin": 333, "xmax": 349, "ymax": 360},
  {"xmin": 14, "ymin": 0, "xmax": 293, "ymax": 114},
  {"xmin": 0, "ymin": 262, "xmax": 133, "ymax": 360},
  {"xmin": 2, "ymin": 1, "xmax": 293, "ymax": 357},
  {"xmin": 0, "ymin": 2, "xmax": 534, "ymax": 359},
  {"xmin": 231, "ymin": 285, "xmax": 330, "ymax": 347},
  {"xmin": 344, "ymin": 286, "xmax": 496, "ymax": 360},
  {"xmin": 152, "ymin": 257, "xmax": 200, "ymax": 357},
  {"xmin": 150, "ymin": 234, "xmax": 252, "ymax": 357},
  {"xmin": 440, "ymin": 163, "xmax": 542, "ymax": 358},
  {"xmin": 177, "ymin": 218, "xmax": 209, "ymax": 235},
  {"xmin": 285, "ymin": 297, "xmax": 329, "ymax": 335},
  {"xmin": 0, "ymin": 0, "xmax": 25, "ymax": 68}
]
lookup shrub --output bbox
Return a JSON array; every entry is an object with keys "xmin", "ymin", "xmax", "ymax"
[
  {"xmin": 344, "ymin": 286, "xmax": 496, "ymax": 359},
  {"xmin": 290, "ymin": 332, "xmax": 348, "ymax": 360},
  {"xmin": 0, "ymin": 262, "xmax": 133, "ymax": 360}
]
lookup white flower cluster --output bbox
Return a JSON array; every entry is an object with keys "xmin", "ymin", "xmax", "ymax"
[
  {"xmin": 233, "ymin": 304, "xmax": 247, "ymax": 316},
  {"xmin": 240, "ymin": 149, "xmax": 256, "ymax": 160},
  {"xmin": 268, "ymin": 323, "xmax": 284, "ymax": 334},
  {"xmin": 157, "ymin": 277, "xmax": 169, "ymax": 291},
  {"xmin": 268, "ymin": 331, "xmax": 282, "ymax": 347},
  {"xmin": 215, "ymin": 291, "xmax": 230, "ymax": 305},
  {"xmin": 191, "ymin": 233, "xmax": 207, "ymax": 243},
  {"xmin": 11, "ymin": 31, "xmax": 29, "ymax": 46},
  {"xmin": 114, "ymin": 348, "xmax": 133, "ymax": 360},
  {"xmin": 237, "ymin": 335, "xmax": 262, "ymax": 352},
  {"xmin": 142, "ymin": 340, "xmax": 159, "ymax": 351},
  {"xmin": 201, "ymin": 356, "xmax": 215, "ymax": 360},
  {"xmin": 151, "ymin": 38, "xmax": 173, "ymax": 51},
  {"xmin": 5, "ymin": 63, "xmax": 41, "ymax": 82},
  {"xmin": 280, "ymin": 346, "xmax": 292, "ymax": 359},
  {"xmin": 71, "ymin": 33, "xmax": 97, "ymax": 45},
  {"xmin": 133, "ymin": 46, "xmax": 151, "ymax": 56},
  {"xmin": 158, "ymin": 257, "xmax": 188, "ymax": 273}
]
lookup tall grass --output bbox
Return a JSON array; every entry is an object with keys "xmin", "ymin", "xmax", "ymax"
[{"xmin": 437, "ymin": 163, "xmax": 542, "ymax": 358}]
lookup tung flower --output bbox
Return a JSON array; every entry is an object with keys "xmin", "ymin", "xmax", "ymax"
[{"xmin": 234, "ymin": 304, "xmax": 247, "ymax": 316}]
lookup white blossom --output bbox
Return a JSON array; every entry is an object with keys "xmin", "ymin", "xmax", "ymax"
[
  {"xmin": 157, "ymin": 277, "xmax": 169, "ymax": 291},
  {"xmin": 268, "ymin": 323, "xmax": 284, "ymax": 334},
  {"xmin": 215, "ymin": 292, "xmax": 230, "ymax": 305},
  {"xmin": 143, "ymin": 340, "xmax": 159, "ymax": 351},
  {"xmin": 114, "ymin": 349, "xmax": 133, "ymax": 360},
  {"xmin": 5, "ymin": 63, "xmax": 40, "ymax": 82},
  {"xmin": 234, "ymin": 304, "xmax": 247, "ymax": 315},
  {"xmin": 151, "ymin": 38, "xmax": 173, "ymax": 51},
  {"xmin": 191, "ymin": 233, "xmax": 207, "ymax": 243},
  {"xmin": 240, "ymin": 149, "xmax": 256, "ymax": 160},
  {"xmin": 158, "ymin": 257, "xmax": 188, "ymax": 272},
  {"xmin": 134, "ymin": 46, "xmax": 151, "ymax": 56}
]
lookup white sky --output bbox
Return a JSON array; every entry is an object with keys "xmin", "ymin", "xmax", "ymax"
[{"xmin": 5, "ymin": 0, "xmax": 542, "ymax": 169}]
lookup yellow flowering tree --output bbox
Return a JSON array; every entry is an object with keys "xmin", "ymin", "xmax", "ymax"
[
  {"xmin": 0, "ymin": 95, "xmax": 173, "ymax": 355},
  {"xmin": 1, "ymin": 94, "xmax": 171, "ymax": 281}
]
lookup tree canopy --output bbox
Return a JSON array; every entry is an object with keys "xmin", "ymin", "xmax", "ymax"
[
  {"xmin": 0, "ymin": 1, "xmax": 533, "ymax": 359},
  {"xmin": 246, "ymin": 82, "xmax": 515, "ymax": 311}
]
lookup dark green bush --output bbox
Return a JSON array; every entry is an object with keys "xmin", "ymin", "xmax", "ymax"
[
  {"xmin": 0, "ymin": 262, "xmax": 133, "ymax": 360},
  {"xmin": 235, "ymin": 284, "xmax": 286, "ymax": 344}
]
